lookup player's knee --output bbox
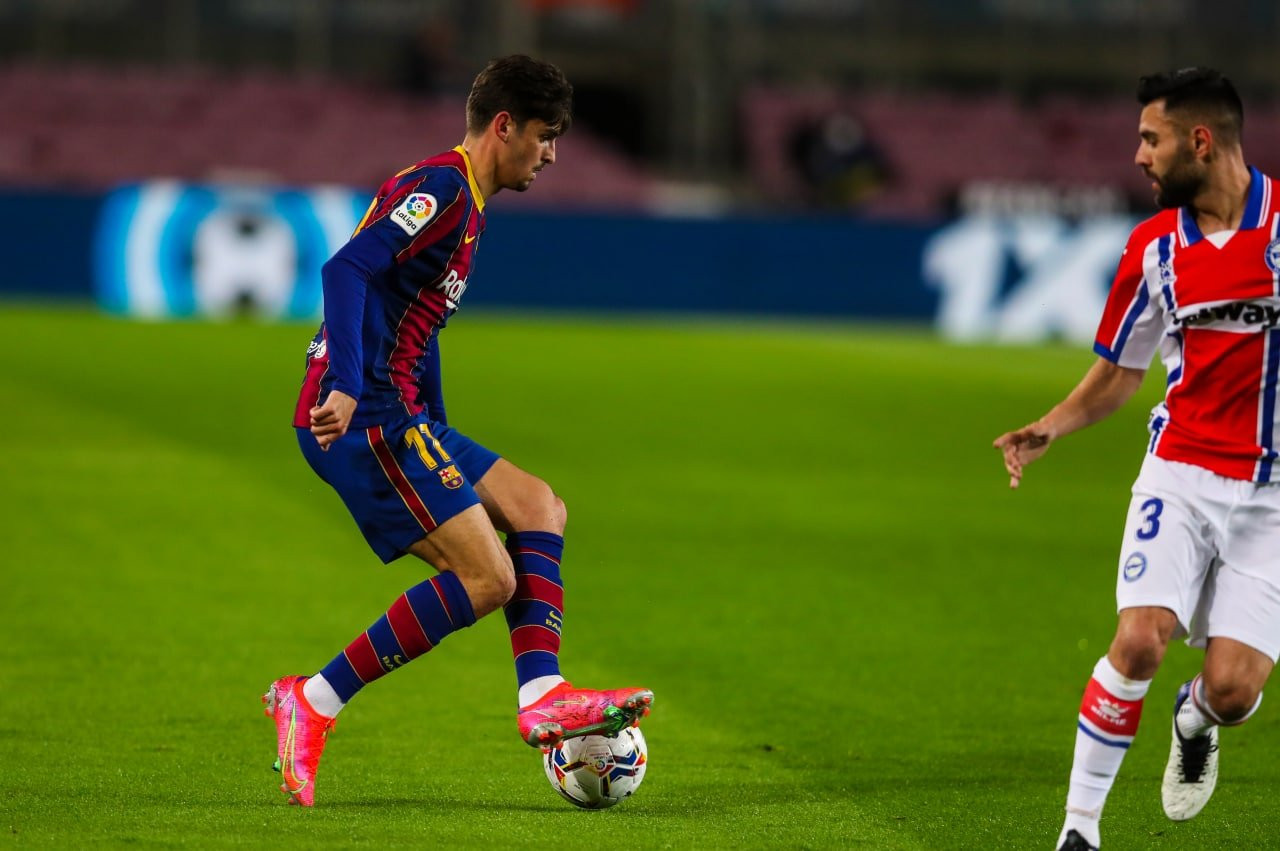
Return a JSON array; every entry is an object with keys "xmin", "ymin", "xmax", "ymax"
[
  {"xmin": 1109, "ymin": 619, "xmax": 1171, "ymax": 679},
  {"xmin": 494, "ymin": 556, "xmax": 517, "ymax": 605},
  {"xmin": 1110, "ymin": 644, "xmax": 1163, "ymax": 680},
  {"xmin": 1201, "ymin": 676, "xmax": 1262, "ymax": 723},
  {"xmin": 529, "ymin": 482, "xmax": 565, "ymax": 534},
  {"xmin": 510, "ymin": 478, "xmax": 566, "ymax": 534},
  {"xmin": 466, "ymin": 550, "xmax": 516, "ymax": 614},
  {"xmin": 548, "ymin": 492, "xmax": 567, "ymax": 534}
]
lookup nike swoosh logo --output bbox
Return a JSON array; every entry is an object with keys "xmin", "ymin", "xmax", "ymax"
[
  {"xmin": 283, "ymin": 705, "xmax": 303, "ymax": 788},
  {"xmin": 464, "ymin": 234, "xmax": 477, "ymax": 244}
]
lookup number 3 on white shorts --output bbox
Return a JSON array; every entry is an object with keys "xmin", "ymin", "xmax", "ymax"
[{"xmin": 1136, "ymin": 497, "xmax": 1163, "ymax": 540}]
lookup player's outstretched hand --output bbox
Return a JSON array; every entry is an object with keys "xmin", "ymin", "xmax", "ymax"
[
  {"xmin": 992, "ymin": 422, "xmax": 1054, "ymax": 490},
  {"xmin": 310, "ymin": 390, "xmax": 357, "ymax": 451}
]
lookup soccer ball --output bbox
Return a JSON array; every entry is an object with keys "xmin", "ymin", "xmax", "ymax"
[{"xmin": 543, "ymin": 727, "xmax": 648, "ymax": 809}]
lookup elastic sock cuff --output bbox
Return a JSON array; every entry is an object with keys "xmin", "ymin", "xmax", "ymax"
[
  {"xmin": 506, "ymin": 530, "xmax": 565, "ymax": 552},
  {"xmin": 438, "ymin": 570, "xmax": 477, "ymax": 627},
  {"xmin": 1193, "ymin": 675, "xmax": 1263, "ymax": 726},
  {"xmin": 1092, "ymin": 656, "xmax": 1151, "ymax": 702}
]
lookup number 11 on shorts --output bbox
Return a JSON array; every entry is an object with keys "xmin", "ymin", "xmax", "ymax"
[{"xmin": 405, "ymin": 424, "xmax": 452, "ymax": 470}]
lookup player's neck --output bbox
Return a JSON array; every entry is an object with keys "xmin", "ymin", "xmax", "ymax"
[
  {"xmin": 460, "ymin": 134, "xmax": 500, "ymax": 200},
  {"xmin": 1193, "ymin": 157, "xmax": 1253, "ymax": 235}
]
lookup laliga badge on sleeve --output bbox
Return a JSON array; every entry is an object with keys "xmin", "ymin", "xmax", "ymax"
[{"xmin": 391, "ymin": 193, "xmax": 438, "ymax": 236}]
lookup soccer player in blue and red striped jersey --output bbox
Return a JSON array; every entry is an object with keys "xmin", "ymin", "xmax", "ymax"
[
  {"xmin": 262, "ymin": 55, "xmax": 652, "ymax": 808},
  {"xmin": 995, "ymin": 68, "xmax": 1279, "ymax": 850}
]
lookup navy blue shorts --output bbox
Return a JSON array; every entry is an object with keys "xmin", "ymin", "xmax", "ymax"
[{"xmin": 298, "ymin": 413, "xmax": 501, "ymax": 563}]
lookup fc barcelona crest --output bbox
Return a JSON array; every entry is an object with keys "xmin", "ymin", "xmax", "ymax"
[
  {"xmin": 1266, "ymin": 238, "xmax": 1280, "ymax": 274},
  {"xmin": 438, "ymin": 464, "xmax": 464, "ymax": 489}
]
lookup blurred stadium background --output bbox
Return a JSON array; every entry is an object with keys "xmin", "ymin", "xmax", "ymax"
[{"xmin": 6, "ymin": 0, "xmax": 1280, "ymax": 334}]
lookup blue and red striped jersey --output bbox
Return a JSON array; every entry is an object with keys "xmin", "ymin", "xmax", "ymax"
[
  {"xmin": 1095, "ymin": 166, "xmax": 1280, "ymax": 481},
  {"xmin": 294, "ymin": 146, "xmax": 485, "ymax": 430}
]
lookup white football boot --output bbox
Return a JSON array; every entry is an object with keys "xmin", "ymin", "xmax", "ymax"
[{"xmin": 1161, "ymin": 679, "xmax": 1219, "ymax": 821}]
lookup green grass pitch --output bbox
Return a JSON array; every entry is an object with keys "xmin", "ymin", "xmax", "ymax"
[{"xmin": 0, "ymin": 304, "xmax": 1275, "ymax": 847}]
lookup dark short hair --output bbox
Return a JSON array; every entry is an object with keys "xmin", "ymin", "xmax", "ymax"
[
  {"xmin": 465, "ymin": 55, "xmax": 573, "ymax": 135},
  {"xmin": 1137, "ymin": 67, "xmax": 1244, "ymax": 144}
]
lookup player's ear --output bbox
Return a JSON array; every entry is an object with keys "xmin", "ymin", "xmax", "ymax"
[
  {"xmin": 494, "ymin": 111, "xmax": 514, "ymax": 143},
  {"xmin": 1191, "ymin": 124, "xmax": 1213, "ymax": 159}
]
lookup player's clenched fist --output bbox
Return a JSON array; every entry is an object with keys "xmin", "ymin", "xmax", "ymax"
[{"xmin": 310, "ymin": 390, "xmax": 357, "ymax": 450}]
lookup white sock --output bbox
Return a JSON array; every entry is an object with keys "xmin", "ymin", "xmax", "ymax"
[
  {"xmin": 1058, "ymin": 808, "xmax": 1101, "ymax": 849},
  {"xmin": 1179, "ymin": 673, "xmax": 1263, "ymax": 736},
  {"xmin": 519, "ymin": 675, "xmax": 565, "ymax": 709},
  {"xmin": 1176, "ymin": 676, "xmax": 1215, "ymax": 739},
  {"xmin": 1062, "ymin": 656, "xmax": 1150, "ymax": 846},
  {"xmin": 302, "ymin": 673, "xmax": 345, "ymax": 718}
]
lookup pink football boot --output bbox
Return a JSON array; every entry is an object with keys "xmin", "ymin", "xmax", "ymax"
[
  {"xmin": 517, "ymin": 682, "xmax": 653, "ymax": 747},
  {"xmin": 262, "ymin": 676, "xmax": 336, "ymax": 807}
]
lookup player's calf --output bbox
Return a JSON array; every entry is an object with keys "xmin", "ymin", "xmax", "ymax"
[{"xmin": 405, "ymin": 506, "xmax": 516, "ymax": 617}]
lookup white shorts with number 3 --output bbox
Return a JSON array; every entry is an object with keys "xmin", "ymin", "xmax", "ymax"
[{"xmin": 1116, "ymin": 454, "xmax": 1280, "ymax": 661}]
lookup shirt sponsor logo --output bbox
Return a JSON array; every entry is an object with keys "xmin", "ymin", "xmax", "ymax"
[
  {"xmin": 438, "ymin": 267, "xmax": 469, "ymax": 309},
  {"xmin": 1172, "ymin": 299, "xmax": 1280, "ymax": 329},
  {"xmin": 391, "ymin": 193, "xmax": 438, "ymax": 235},
  {"xmin": 1091, "ymin": 696, "xmax": 1132, "ymax": 728}
]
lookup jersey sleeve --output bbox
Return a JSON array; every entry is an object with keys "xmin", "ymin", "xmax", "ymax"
[
  {"xmin": 320, "ymin": 238, "xmax": 386, "ymax": 400},
  {"xmin": 1093, "ymin": 230, "xmax": 1163, "ymax": 370},
  {"xmin": 356, "ymin": 170, "xmax": 468, "ymax": 265}
]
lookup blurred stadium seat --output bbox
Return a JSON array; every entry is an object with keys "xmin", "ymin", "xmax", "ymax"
[
  {"xmin": 743, "ymin": 85, "xmax": 1280, "ymax": 220},
  {"xmin": 7, "ymin": 58, "xmax": 1280, "ymax": 219},
  {"xmin": 0, "ymin": 63, "xmax": 656, "ymax": 208}
]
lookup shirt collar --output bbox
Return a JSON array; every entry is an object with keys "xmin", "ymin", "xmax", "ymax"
[
  {"xmin": 453, "ymin": 145, "xmax": 486, "ymax": 213},
  {"xmin": 1179, "ymin": 165, "xmax": 1266, "ymax": 246}
]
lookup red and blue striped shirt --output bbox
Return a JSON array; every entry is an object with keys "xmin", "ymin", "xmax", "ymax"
[{"xmin": 294, "ymin": 146, "xmax": 485, "ymax": 430}]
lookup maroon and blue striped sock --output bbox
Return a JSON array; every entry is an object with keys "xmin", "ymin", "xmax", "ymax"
[
  {"xmin": 318, "ymin": 569, "xmax": 476, "ymax": 702},
  {"xmin": 503, "ymin": 531, "xmax": 565, "ymax": 692}
]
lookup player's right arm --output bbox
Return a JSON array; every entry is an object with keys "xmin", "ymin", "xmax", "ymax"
[
  {"xmin": 993, "ymin": 358, "xmax": 1147, "ymax": 489},
  {"xmin": 308, "ymin": 198, "xmax": 405, "ymax": 447},
  {"xmin": 994, "ymin": 222, "xmax": 1162, "ymax": 489}
]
